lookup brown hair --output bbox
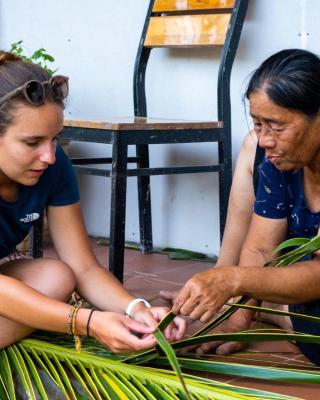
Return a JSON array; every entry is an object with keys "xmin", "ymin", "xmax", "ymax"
[{"xmin": 0, "ymin": 51, "xmax": 64, "ymax": 135}]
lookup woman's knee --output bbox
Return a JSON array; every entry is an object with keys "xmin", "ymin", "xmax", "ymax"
[
  {"xmin": 3, "ymin": 258, "xmax": 77, "ymax": 301},
  {"xmin": 35, "ymin": 259, "xmax": 76, "ymax": 300}
]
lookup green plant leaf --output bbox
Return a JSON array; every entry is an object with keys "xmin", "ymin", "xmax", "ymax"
[
  {"xmin": 18, "ymin": 346, "xmax": 49, "ymax": 400},
  {"xmin": 171, "ymin": 331, "xmax": 320, "ymax": 351},
  {"xmin": 161, "ymin": 247, "xmax": 216, "ymax": 262},
  {"xmin": 0, "ymin": 350, "xmax": 16, "ymax": 400},
  {"xmin": 9, "ymin": 41, "xmax": 56, "ymax": 75},
  {"xmin": 226, "ymin": 302, "xmax": 320, "ymax": 324},
  {"xmin": 7, "ymin": 345, "xmax": 36, "ymax": 400},
  {"xmin": 0, "ymin": 369, "xmax": 10, "ymax": 400},
  {"xmin": 273, "ymin": 235, "xmax": 320, "ymax": 266},
  {"xmin": 272, "ymin": 237, "xmax": 310, "ymax": 254},
  {"xmin": 153, "ymin": 356, "xmax": 320, "ymax": 384},
  {"xmin": 5, "ymin": 232, "xmax": 320, "ymax": 399},
  {"xmin": 8, "ymin": 338, "xmax": 253, "ymax": 399},
  {"xmin": 154, "ymin": 327, "xmax": 191, "ymax": 399}
]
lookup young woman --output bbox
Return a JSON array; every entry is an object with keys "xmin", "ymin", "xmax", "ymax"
[
  {"xmin": 0, "ymin": 51, "xmax": 185, "ymax": 352},
  {"xmin": 172, "ymin": 49, "xmax": 320, "ymax": 365}
]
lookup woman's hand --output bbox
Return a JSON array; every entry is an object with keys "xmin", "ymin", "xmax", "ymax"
[
  {"xmin": 89, "ymin": 311, "xmax": 158, "ymax": 353},
  {"xmin": 193, "ymin": 309, "xmax": 253, "ymax": 355},
  {"xmin": 133, "ymin": 305, "xmax": 187, "ymax": 341},
  {"xmin": 172, "ymin": 267, "xmax": 238, "ymax": 323},
  {"xmin": 89, "ymin": 306, "xmax": 186, "ymax": 353}
]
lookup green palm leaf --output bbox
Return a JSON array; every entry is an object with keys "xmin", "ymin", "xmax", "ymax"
[
  {"xmin": 0, "ymin": 371, "xmax": 10, "ymax": 400},
  {"xmin": 0, "ymin": 349, "xmax": 16, "ymax": 400},
  {"xmin": 3, "ymin": 233, "xmax": 320, "ymax": 399},
  {"xmin": 7, "ymin": 345, "xmax": 36, "ymax": 400},
  {"xmin": 153, "ymin": 356, "xmax": 320, "ymax": 384},
  {"xmin": 1, "ymin": 337, "xmax": 283, "ymax": 400},
  {"xmin": 154, "ymin": 311, "xmax": 191, "ymax": 399},
  {"xmin": 273, "ymin": 235, "xmax": 320, "ymax": 266}
]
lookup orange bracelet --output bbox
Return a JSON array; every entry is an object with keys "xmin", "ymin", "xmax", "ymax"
[{"xmin": 67, "ymin": 303, "xmax": 82, "ymax": 352}]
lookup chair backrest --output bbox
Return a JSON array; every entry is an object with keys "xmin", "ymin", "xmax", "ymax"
[{"xmin": 133, "ymin": 0, "xmax": 249, "ymax": 124}]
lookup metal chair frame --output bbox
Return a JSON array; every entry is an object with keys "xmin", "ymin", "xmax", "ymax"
[{"xmin": 31, "ymin": 0, "xmax": 249, "ymax": 282}]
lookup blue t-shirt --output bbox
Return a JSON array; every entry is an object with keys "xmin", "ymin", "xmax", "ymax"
[
  {"xmin": 254, "ymin": 158, "xmax": 320, "ymax": 365},
  {"xmin": 0, "ymin": 145, "xmax": 79, "ymax": 258},
  {"xmin": 254, "ymin": 158, "xmax": 319, "ymax": 239}
]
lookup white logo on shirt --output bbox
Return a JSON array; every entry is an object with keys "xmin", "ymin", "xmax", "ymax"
[{"xmin": 20, "ymin": 213, "xmax": 40, "ymax": 223}]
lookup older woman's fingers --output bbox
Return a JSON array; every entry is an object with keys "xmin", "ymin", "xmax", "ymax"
[
  {"xmin": 172, "ymin": 287, "xmax": 192, "ymax": 314},
  {"xmin": 184, "ymin": 304, "xmax": 209, "ymax": 321},
  {"xmin": 199, "ymin": 309, "xmax": 216, "ymax": 323},
  {"xmin": 159, "ymin": 290, "xmax": 179, "ymax": 303},
  {"xmin": 215, "ymin": 341, "xmax": 246, "ymax": 356},
  {"xmin": 196, "ymin": 340, "xmax": 223, "ymax": 355}
]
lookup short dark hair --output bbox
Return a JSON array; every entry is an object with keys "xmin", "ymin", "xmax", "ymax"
[
  {"xmin": 0, "ymin": 51, "xmax": 64, "ymax": 135},
  {"xmin": 245, "ymin": 49, "xmax": 320, "ymax": 117}
]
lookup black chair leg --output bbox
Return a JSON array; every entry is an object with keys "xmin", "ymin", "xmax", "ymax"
[
  {"xmin": 136, "ymin": 144, "xmax": 153, "ymax": 253},
  {"xmin": 29, "ymin": 214, "xmax": 44, "ymax": 258},
  {"xmin": 109, "ymin": 136, "xmax": 128, "ymax": 282},
  {"xmin": 218, "ymin": 137, "xmax": 232, "ymax": 241}
]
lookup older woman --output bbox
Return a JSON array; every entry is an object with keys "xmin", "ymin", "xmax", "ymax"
[
  {"xmin": 172, "ymin": 48, "xmax": 320, "ymax": 365},
  {"xmin": 0, "ymin": 51, "xmax": 186, "ymax": 352}
]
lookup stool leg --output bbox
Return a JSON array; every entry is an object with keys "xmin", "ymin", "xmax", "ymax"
[
  {"xmin": 218, "ymin": 134, "xmax": 232, "ymax": 241},
  {"xmin": 136, "ymin": 144, "xmax": 153, "ymax": 253},
  {"xmin": 29, "ymin": 214, "xmax": 44, "ymax": 258},
  {"xmin": 109, "ymin": 136, "xmax": 128, "ymax": 282}
]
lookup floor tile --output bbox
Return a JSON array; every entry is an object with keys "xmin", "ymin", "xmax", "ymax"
[{"xmin": 156, "ymin": 261, "xmax": 213, "ymax": 284}]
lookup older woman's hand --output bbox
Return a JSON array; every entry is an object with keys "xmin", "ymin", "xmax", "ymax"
[{"xmin": 171, "ymin": 267, "xmax": 238, "ymax": 322}]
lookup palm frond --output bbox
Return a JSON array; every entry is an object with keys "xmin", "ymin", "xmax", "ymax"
[
  {"xmin": 152, "ymin": 356, "xmax": 320, "ymax": 384},
  {"xmin": 1, "ymin": 338, "xmax": 285, "ymax": 400},
  {"xmin": 3, "ymin": 233, "xmax": 320, "ymax": 399},
  {"xmin": 154, "ymin": 312, "xmax": 191, "ymax": 399}
]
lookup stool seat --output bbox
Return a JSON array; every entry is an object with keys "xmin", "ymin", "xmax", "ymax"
[{"xmin": 64, "ymin": 118, "xmax": 223, "ymax": 131}]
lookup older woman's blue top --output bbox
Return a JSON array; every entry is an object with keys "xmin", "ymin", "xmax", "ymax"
[
  {"xmin": 254, "ymin": 158, "xmax": 320, "ymax": 365},
  {"xmin": 0, "ymin": 145, "xmax": 79, "ymax": 258},
  {"xmin": 254, "ymin": 158, "xmax": 319, "ymax": 239}
]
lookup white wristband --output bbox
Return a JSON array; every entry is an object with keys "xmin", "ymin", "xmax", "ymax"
[{"xmin": 125, "ymin": 298, "xmax": 151, "ymax": 318}]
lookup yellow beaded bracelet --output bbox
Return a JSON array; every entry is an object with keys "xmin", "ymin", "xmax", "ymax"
[{"xmin": 67, "ymin": 303, "xmax": 82, "ymax": 353}]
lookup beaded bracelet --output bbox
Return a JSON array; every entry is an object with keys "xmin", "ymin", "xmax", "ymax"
[{"xmin": 67, "ymin": 303, "xmax": 82, "ymax": 353}]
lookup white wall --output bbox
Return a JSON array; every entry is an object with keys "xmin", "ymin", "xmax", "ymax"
[{"xmin": 0, "ymin": 0, "xmax": 319, "ymax": 256}]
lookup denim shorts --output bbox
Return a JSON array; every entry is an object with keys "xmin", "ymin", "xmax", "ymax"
[{"xmin": 0, "ymin": 250, "xmax": 31, "ymax": 266}]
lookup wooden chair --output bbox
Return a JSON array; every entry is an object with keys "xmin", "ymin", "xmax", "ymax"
[{"xmin": 53, "ymin": 0, "xmax": 249, "ymax": 282}]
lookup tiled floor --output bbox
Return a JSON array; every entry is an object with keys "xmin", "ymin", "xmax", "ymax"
[{"xmin": 44, "ymin": 238, "xmax": 320, "ymax": 400}]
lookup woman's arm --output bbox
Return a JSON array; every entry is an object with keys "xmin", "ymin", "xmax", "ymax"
[
  {"xmin": 216, "ymin": 131, "xmax": 257, "ymax": 267},
  {"xmin": 47, "ymin": 202, "xmax": 134, "ymax": 313},
  {"xmin": 0, "ymin": 274, "xmax": 75, "ymax": 332},
  {"xmin": 235, "ymin": 259, "xmax": 320, "ymax": 304},
  {"xmin": 47, "ymin": 202, "xmax": 186, "ymax": 346},
  {"xmin": 237, "ymin": 215, "xmax": 320, "ymax": 303},
  {"xmin": 0, "ymin": 273, "xmax": 161, "ymax": 352},
  {"xmin": 159, "ymin": 131, "xmax": 258, "ymax": 302},
  {"xmin": 172, "ymin": 213, "xmax": 288, "ymax": 321}
]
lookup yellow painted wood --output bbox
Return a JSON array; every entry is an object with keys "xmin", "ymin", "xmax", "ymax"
[
  {"xmin": 153, "ymin": 0, "xmax": 235, "ymax": 12},
  {"xmin": 145, "ymin": 14, "xmax": 230, "ymax": 47}
]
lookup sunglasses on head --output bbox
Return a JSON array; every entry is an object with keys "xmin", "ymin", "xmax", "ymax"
[{"xmin": 0, "ymin": 75, "xmax": 69, "ymax": 107}]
